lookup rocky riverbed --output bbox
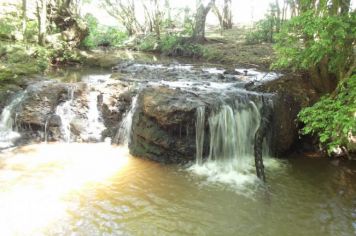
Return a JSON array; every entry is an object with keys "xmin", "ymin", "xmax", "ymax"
[{"xmin": 0, "ymin": 59, "xmax": 318, "ymax": 162}]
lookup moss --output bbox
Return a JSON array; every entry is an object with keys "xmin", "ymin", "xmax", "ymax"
[{"xmin": 0, "ymin": 41, "xmax": 51, "ymax": 82}]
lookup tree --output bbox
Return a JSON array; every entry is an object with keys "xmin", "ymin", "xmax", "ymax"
[
  {"xmin": 36, "ymin": 0, "xmax": 47, "ymax": 46},
  {"xmin": 192, "ymin": 0, "xmax": 216, "ymax": 41},
  {"xmin": 213, "ymin": 0, "xmax": 232, "ymax": 31},
  {"xmin": 273, "ymin": 0, "xmax": 354, "ymax": 93},
  {"xmin": 102, "ymin": 0, "xmax": 142, "ymax": 36},
  {"xmin": 22, "ymin": 0, "xmax": 27, "ymax": 40},
  {"xmin": 142, "ymin": 0, "xmax": 162, "ymax": 39}
]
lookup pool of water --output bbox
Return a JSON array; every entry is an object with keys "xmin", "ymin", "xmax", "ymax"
[{"xmin": 0, "ymin": 143, "xmax": 355, "ymax": 236}]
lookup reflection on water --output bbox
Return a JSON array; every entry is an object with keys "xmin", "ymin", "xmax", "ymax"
[{"xmin": 0, "ymin": 144, "xmax": 355, "ymax": 236}]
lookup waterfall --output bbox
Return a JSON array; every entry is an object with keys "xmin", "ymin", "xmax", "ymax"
[
  {"xmin": 55, "ymin": 86, "xmax": 75, "ymax": 143},
  {"xmin": 0, "ymin": 92, "xmax": 25, "ymax": 149},
  {"xmin": 207, "ymin": 101, "xmax": 261, "ymax": 168},
  {"xmin": 44, "ymin": 118, "xmax": 49, "ymax": 143},
  {"xmin": 195, "ymin": 106, "xmax": 205, "ymax": 165},
  {"xmin": 82, "ymin": 91, "xmax": 105, "ymax": 142},
  {"xmin": 114, "ymin": 94, "xmax": 139, "ymax": 145},
  {"xmin": 191, "ymin": 98, "xmax": 265, "ymax": 186}
]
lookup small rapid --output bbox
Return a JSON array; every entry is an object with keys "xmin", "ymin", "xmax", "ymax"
[
  {"xmin": 55, "ymin": 85, "xmax": 76, "ymax": 143},
  {"xmin": 0, "ymin": 62, "xmax": 354, "ymax": 236},
  {"xmin": 0, "ymin": 91, "xmax": 26, "ymax": 149},
  {"xmin": 114, "ymin": 94, "xmax": 139, "ymax": 145},
  {"xmin": 190, "ymin": 98, "xmax": 271, "ymax": 187}
]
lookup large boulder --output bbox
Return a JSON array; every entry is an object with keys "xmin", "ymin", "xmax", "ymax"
[
  {"xmin": 16, "ymin": 82, "xmax": 81, "ymax": 128},
  {"xmin": 252, "ymin": 74, "xmax": 319, "ymax": 155},
  {"xmin": 129, "ymin": 74, "xmax": 319, "ymax": 163},
  {"xmin": 129, "ymin": 86, "xmax": 207, "ymax": 163}
]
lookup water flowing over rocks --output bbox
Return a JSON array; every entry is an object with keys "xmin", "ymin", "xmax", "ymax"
[
  {"xmin": 129, "ymin": 83, "xmax": 272, "ymax": 164},
  {"xmin": 0, "ymin": 59, "xmax": 317, "ymax": 161}
]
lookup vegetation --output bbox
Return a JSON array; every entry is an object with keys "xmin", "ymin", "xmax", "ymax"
[
  {"xmin": 0, "ymin": 0, "xmax": 355, "ymax": 156},
  {"xmin": 271, "ymin": 0, "xmax": 355, "ymax": 155},
  {"xmin": 299, "ymin": 76, "xmax": 356, "ymax": 155},
  {"xmin": 81, "ymin": 14, "xmax": 128, "ymax": 49}
]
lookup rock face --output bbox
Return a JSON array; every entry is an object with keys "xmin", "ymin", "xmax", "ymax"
[
  {"xmin": 253, "ymin": 74, "xmax": 319, "ymax": 155},
  {"xmin": 129, "ymin": 74, "xmax": 319, "ymax": 163},
  {"xmin": 129, "ymin": 86, "xmax": 206, "ymax": 163},
  {"xmin": 1, "ymin": 73, "xmax": 134, "ymax": 145},
  {"xmin": 16, "ymin": 82, "xmax": 69, "ymax": 127}
]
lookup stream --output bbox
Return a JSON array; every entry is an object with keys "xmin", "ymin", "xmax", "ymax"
[{"xmin": 0, "ymin": 56, "xmax": 355, "ymax": 235}]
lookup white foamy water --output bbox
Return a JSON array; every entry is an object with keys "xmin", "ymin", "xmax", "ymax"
[
  {"xmin": 55, "ymin": 86, "xmax": 76, "ymax": 143},
  {"xmin": 0, "ymin": 92, "xmax": 25, "ymax": 149},
  {"xmin": 189, "ymin": 100, "xmax": 269, "ymax": 189},
  {"xmin": 235, "ymin": 68, "xmax": 281, "ymax": 81},
  {"xmin": 81, "ymin": 91, "xmax": 106, "ymax": 141},
  {"xmin": 114, "ymin": 94, "xmax": 139, "ymax": 145}
]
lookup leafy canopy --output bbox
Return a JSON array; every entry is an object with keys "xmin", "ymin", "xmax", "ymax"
[{"xmin": 272, "ymin": 10, "xmax": 355, "ymax": 79}]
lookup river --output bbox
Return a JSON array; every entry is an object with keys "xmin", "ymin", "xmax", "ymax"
[
  {"xmin": 0, "ymin": 143, "xmax": 355, "ymax": 235},
  {"xmin": 0, "ymin": 57, "xmax": 355, "ymax": 235}
]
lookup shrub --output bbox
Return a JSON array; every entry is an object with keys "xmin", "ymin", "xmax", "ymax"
[
  {"xmin": 81, "ymin": 14, "xmax": 127, "ymax": 49},
  {"xmin": 298, "ymin": 76, "xmax": 356, "ymax": 153}
]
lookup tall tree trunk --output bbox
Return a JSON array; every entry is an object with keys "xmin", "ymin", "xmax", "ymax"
[
  {"xmin": 164, "ymin": 0, "xmax": 171, "ymax": 24},
  {"xmin": 275, "ymin": 0, "xmax": 281, "ymax": 33},
  {"xmin": 222, "ymin": 0, "xmax": 232, "ymax": 29},
  {"xmin": 192, "ymin": 0, "xmax": 215, "ymax": 42},
  {"xmin": 37, "ymin": 0, "xmax": 47, "ymax": 46},
  {"xmin": 153, "ymin": 0, "xmax": 161, "ymax": 40},
  {"xmin": 212, "ymin": 5, "xmax": 223, "ymax": 29},
  {"xmin": 22, "ymin": 0, "xmax": 27, "ymax": 40}
]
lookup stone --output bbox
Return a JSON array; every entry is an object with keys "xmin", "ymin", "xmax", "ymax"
[
  {"xmin": 252, "ymin": 74, "xmax": 319, "ymax": 155},
  {"xmin": 129, "ymin": 86, "xmax": 207, "ymax": 163}
]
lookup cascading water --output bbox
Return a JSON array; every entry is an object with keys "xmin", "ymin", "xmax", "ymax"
[
  {"xmin": 0, "ymin": 92, "xmax": 25, "ymax": 149},
  {"xmin": 55, "ymin": 86, "xmax": 76, "ymax": 143},
  {"xmin": 195, "ymin": 106, "xmax": 205, "ymax": 165},
  {"xmin": 114, "ymin": 94, "xmax": 139, "ymax": 145},
  {"xmin": 191, "ymin": 98, "xmax": 265, "ymax": 186},
  {"xmin": 81, "ymin": 91, "xmax": 106, "ymax": 142}
]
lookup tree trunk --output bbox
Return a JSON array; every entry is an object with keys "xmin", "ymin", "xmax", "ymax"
[
  {"xmin": 275, "ymin": 0, "xmax": 281, "ymax": 33},
  {"xmin": 22, "ymin": 0, "xmax": 27, "ymax": 40},
  {"xmin": 222, "ymin": 0, "xmax": 232, "ymax": 29},
  {"xmin": 154, "ymin": 0, "xmax": 161, "ymax": 40},
  {"xmin": 164, "ymin": 0, "xmax": 171, "ymax": 24},
  {"xmin": 37, "ymin": 0, "xmax": 47, "ymax": 46},
  {"xmin": 192, "ymin": 0, "xmax": 215, "ymax": 42},
  {"xmin": 212, "ymin": 6, "xmax": 223, "ymax": 30}
]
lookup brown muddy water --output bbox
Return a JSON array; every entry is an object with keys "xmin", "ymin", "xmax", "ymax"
[{"xmin": 0, "ymin": 143, "xmax": 355, "ymax": 236}]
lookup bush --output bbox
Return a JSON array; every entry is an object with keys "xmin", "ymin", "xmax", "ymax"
[
  {"xmin": 298, "ymin": 76, "xmax": 356, "ymax": 153},
  {"xmin": 245, "ymin": 18, "xmax": 275, "ymax": 44},
  {"xmin": 138, "ymin": 34, "xmax": 159, "ymax": 51},
  {"xmin": 0, "ymin": 42, "xmax": 51, "ymax": 80},
  {"xmin": 81, "ymin": 14, "xmax": 127, "ymax": 49}
]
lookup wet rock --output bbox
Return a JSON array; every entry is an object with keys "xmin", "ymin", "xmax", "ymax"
[
  {"xmin": 252, "ymin": 74, "xmax": 319, "ymax": 155},
  {"xmin": 48, "ymin": 114, "xmax": 62, "ymax": 127},
  {"xmin": 99, "ymin": 83, "xmax": 133, "ymax": 140},
  {"xmin": 223, "ymin": 69, "xmax": 242, "ymax": 75},
  {"xmin": 130, "ymin": 86, "xmax": 206, "ymax": 163},
  {"xmin": 16, "ymin": 82, "xmax": 69, "ymax": 127},
  {"xmin": 70, "ymin": 118, "xmax": 86, "ymax": 136}
]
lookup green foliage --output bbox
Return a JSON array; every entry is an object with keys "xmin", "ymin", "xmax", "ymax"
[
  {"xmin": 160, "ymin": 35, "xmax": 203, "ymax": 58},
  {"xmin": 245, "ymin": 18, "xmax": 275, "ymax": 44},
  {"xmin": 272, "ymin": 11, "xmax": 355, "ymax": 77},
  {"xmin": 298, "ymin": 76, "xmax": 356, "ymax": 153},
  {"xmin": 81, "ymin": 14, "xmax": 128, "ymax": 49},
  {"xmin": 245, "ymin": 3, "xmax": 281, "ymax": 44},
  {"xmin": 0, "ymin": 42, "xmax": 51, "ymax": 81},
  {"xmin": 0, "ymin": 20, "xmax": 17, "ymax": 40},
  {"xmin": 24, "ymin": 20, "xmax": 38, "ymax": 42},
  {"xmin": 138, "ymin": 34, "xmax": 159, "ymax": 51}
]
